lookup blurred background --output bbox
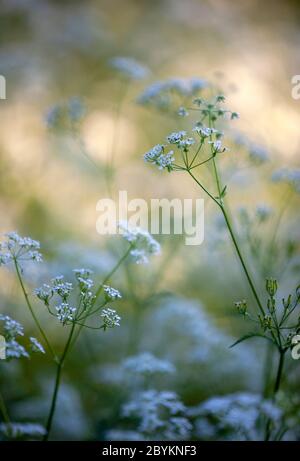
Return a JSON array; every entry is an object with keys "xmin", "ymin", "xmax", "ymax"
[{"xmin": 0, "ymin": 0, "xmax": 299, "ymax": 440}]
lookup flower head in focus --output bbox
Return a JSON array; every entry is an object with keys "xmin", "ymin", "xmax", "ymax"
[{"xmin": 0, "ymin": 232, "xmax": 42, "ymax": 266}]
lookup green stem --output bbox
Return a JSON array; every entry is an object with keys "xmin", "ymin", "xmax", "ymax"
[
  {"xmin": 13, "ymin": 259, "xmax": 57, "ymax": 361},
  {"xmin": 0, "ymin": 389, "xmax": 13, "ymax": 439},
  {"xmin": 273, "ymin": 350, "xmax": 285, "ymax": 395},
  {"xmin": 0, "ymin": 390, "xmax": 10, "ymax": 424},
  {"xmin": 220, "ymin": 206, "xmax": 265, "ymax": 316},
  {"xmin": 264, "ymin": 349, "xmax": 285, "ymax": 441},
  {"xmin": 43, "ymin": 322, "xmax": 76, "ymax": 441}
]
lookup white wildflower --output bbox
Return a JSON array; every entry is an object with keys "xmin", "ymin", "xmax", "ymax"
[
  {"xmin": 122, "ymin": 390, "xmax": 190, "ymax": 440},
  {"xmin": 0, "ymin": 232, "xmax": 42, "ymax": 264},
  {"xmin": 101, "ymin": 308, "xmax": 121, "ymax": 330},
  {"xmin": 29, "ymin": 337, "xmax": 45, "ymax": 354},
  {"xmin": 6, "ymin": 340, "xmax": 29, "ymax": 360},
  {"xmin": 109, "ymin": 57, "xmax": 149, "ymax": 80},
  {"xmin": 167, "ymin": 131, "xmax": 186, "ymax": 144},
  {"xmin": 0, "ymin": 314, "xmax": 24, "ymax": 339},
  {"xmin": 119, "ymin": 221, "xmax": 160, "ymax": 264},
  {"xmin": 34, "ymin": 284, "xmax": 53, "ymax": 305},
  {"xmin": 272, "ymin": 168, "xmax": 300, "ymax": 193},
  {"xmin": 51, "ymin": 276, "xmax": 73, "ymax": 300},
  {"xmin": 143, "ymin": 144, "xmax": 174, "ymax": 171},
  {"xmin": 55, "ymin": 302, "xmax": 76, "ymax": 324},
  {"xmin": 103, "ymin": 285, "xmax": 122, "ymax": 302},
  {"xmin": 123, "ymin": 352, "xmax": 175, "ymax": 376},
  {"xmin": 0, "ymin": 422, "xmax": 46, "ymax": 439}
]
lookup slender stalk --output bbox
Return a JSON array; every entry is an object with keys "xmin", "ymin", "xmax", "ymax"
[
  {"xmin": 0, "ymin": 390, "xmax": 10, "ymax": 424},
  {"xmin": 220, "ymin": 206, "xmax": 265, "ymax": 316},
  {"xmin": 265, "ymin": 349, "xmax": 285, "ymax": 441},
  {"xmin": 0, "ymin": 389, "xmax": 13, "ymax": 438},
  {"xmin": 273, "ymin": 350, "xmax": 285, "ymax": 394},
  {"xmin": 43, "ymin": 322, "xmax": 76, "ymax": 441},
  {"xmin": 13, "ymin": 259, "xmax": 57, "ymax": 361},
  {"xmin": 187, "ymin": 169, "xmax": 265, "ymax": 316}
]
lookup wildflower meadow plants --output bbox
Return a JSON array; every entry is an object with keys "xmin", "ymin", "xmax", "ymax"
[
  {"xmin": 0, "ymin": 228, "xmax": 160, "ymax": 440},
  {"xmin": 142, "ymin": 87, "xmax": 300, "ymax": 440}
]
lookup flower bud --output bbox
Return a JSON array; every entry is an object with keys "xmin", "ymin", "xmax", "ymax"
[{"xmin": 266, "ymin": 278, "xmax": 278, "ymax": 297}]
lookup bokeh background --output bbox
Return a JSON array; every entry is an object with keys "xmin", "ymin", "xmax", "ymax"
[{"xmin": 0, "ymin": 0, "xmax": 299, "ymax": 440}]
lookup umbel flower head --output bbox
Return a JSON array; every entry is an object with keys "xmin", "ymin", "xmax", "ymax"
[
  {"xmin": 101, "ymin": 308, "xmax": 121, "ymax": 331},
  {"xmin": 109, "ymin": 57, "xmax": 150, "ymax": 80},
  {"xmin": 0, "ymin": 314, "xmax": 44, "ymax": 360},
  {"xmin": 0, "ymin": 232, "xmax": 42, "ymax": 266},
  {"xmin": 143, "ymin": 144, "xmax": 174, "ymax": 171},
  {"xmin": 119, "ymin": 221, "xmax": 161, "ymax": 264},
  {"xmin": 45, "ymin": 97, "xmax": 86, "ymax": 130},
  {"xmin": 35, "ymin": 268, "xmax": 122, "ymax": 331}
]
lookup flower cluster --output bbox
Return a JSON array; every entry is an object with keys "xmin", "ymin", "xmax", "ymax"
[
  {"xmin": 190, "ymin": 393, "xmax": 282, "ymax": 441},
  {"xmin": 0, "ymin": 232, "xmax": 42, "ymax": 266},
  {"xmin": 122, "ymin": 390, "xmax": 192, "ymax": 440},
  {"xmin": 101, "ymin": 308, "xmax": 121, "ymax": 330},
  {"xmin": 109, "ymin": 57, "xmax": 149, "ymax": 80},
  {"xmin": 45, "ymin": 97, "xmax": 86, "ymax": 129},
  {"xmin": 0, "ymin": 422, "xmax": 46, "ymax": 440},
  {"xmin": 143, "ymin": 97, "xmax": 233, "ymax": 173},
  {"xmin": 35, "ymin": 275, "xmax": 75, "ymax": 325},
  {"xmin": 122, "ymin": 352, "xmax": 175, "ymax": 377},
  {"xmin": 232, "ymin": 132, "xmax": 269, "ymax": 163},
  {"xmin": 0, "ymin": 314, "xmax": 44, "ymax": 360},
  {"xmin": 143, "ymin": 144, "xmax": 174, "ymax": 171},
  {"xmin": 137, "ymin": 77, "xmax": 208, "ymax": 111},
  {"xmin": 35, "ymin": 269, "xmax": 122, "ymax": 331},
  {"xmin": 272, "ymin": 168, "xmax": 300, "ymax": 194},
  {"xmin": 119, "ymin": 221, "xmax": 161, "ymax": 264},
  {"xmin": 103, "ymin": 285, "xmax": 122, "ymax": 302}
]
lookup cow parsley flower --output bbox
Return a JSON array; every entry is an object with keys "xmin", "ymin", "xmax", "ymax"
[
  {"xmin": 5, "ymin": 340, "xmax": 29, "ymax": 360},
  {"xmin": 178, "ymin": 107, "xmax": 189, "ymax": 117},
  {"xmin": 208, "ymin": 139, "xmax": 228, "ymax": 153},
  {"xmin": 255, "ymin": 204, "xmax": 272, "ymax": 222},
  {"xmin": 45, "ymin": 97, "xmax": 85, "ymax": 129},
  {"xmin": 248, "ymin": 144, "xmax": 269, "ymax": 163},
  {"xmin": 34, "ymin": 284, "xmax": 53, "ymax": 305},
  {"xmin": 272, "ymin": 168, "xmax": 300, "ymax": 193},
  {"xmin": 137, "ymin": 77, "xmax": 207, "ymax": 110},
  {"xmin": 0, "ymin": 315, "xmax": 38, "ymax": 360},
  {"xmin": 167, "ymin": 131, "xmax": 187, "ymax": 144},
  {"xmin": 0, "ymin": 422, "xmax": 46, "ymax": 439},
  {"xmin": 193, "ymin": 125, "xmax": 217, "ymax": 138},
  {"xmin": 55, "ymin": 302, "xmax": 76, "ymax": 324},
  {"xmin": 119, "ymin": 222, "xmax": 160, "ymax": 264},
  {"xmin": 0, "ymin": 232, "xmax": 42, "ymax": 265},
  {"xmin": 109, "ymin": 57, "xmax": 149, "ymax": 80},
  {"xmin": 103, "ymin": 285, "xmax": 122, "ymax": 302},
  {"xmin": 0, "ymin": 314, "xmax": 24, "ymax": 340},
  {"xmin": 122, "ymin": 352, "xmax": 175, "ymax": 376},
  {"xmin": 67, "ymin": 97, "xmax": 86, "ymax": 123},
  {"xmin": 51, "ymin": 276, "xmax": 73, "ymax": 300},
  {"xmin": 101, "ymin": 308, "xmax": 121, "ymax": 330},
  {"xmin": 191, "ymin": 392, "xmax": 282, "ymax": 441},
  {"xmin": 122, "ymin": 390, "xmax": 190, "ymax": 440},
  {"xmin": 29, "ymin": 337, "xmax": 45, "ymax": 354},
  {"xmin": 143, "ymin": 144, "xmax": 174, "ymax": 171}
]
